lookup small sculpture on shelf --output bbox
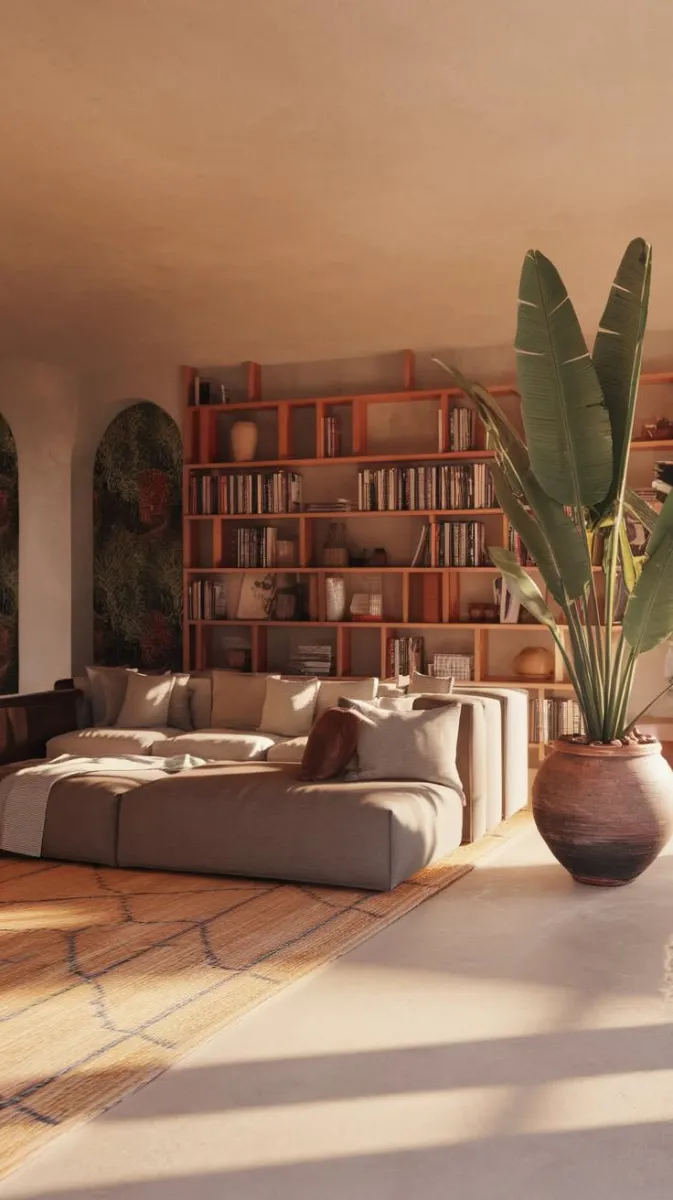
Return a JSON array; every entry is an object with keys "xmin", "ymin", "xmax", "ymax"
[
  {"xmin": 230, "ymin": 420, "xmax": 258, "ymax": 462},
  {"xmin": 641, "ymin": 418, "xmax": 673, "ymax": 442}
]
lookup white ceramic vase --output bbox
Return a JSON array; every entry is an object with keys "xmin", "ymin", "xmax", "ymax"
[
  {"xmin": 230, "ymin": 420, "xmax": 258, "ymax": 462},
  {"xmin": 325, "ymin": 576, "xmax": 346, "ymax": 622}
]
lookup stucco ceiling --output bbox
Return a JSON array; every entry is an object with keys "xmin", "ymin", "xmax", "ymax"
[{"xmin": 2, "ymin": 0, "xmax": 673, "ymax": 372}]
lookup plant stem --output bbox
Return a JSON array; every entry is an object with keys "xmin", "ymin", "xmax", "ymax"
[
  {"xmin": 622, "ymin": 680, "xmax": 673, "ymax": 737},
  {"xmin": 603, "ymin": 632, "xmax": 627, "ymax": 739},
  {"xmin": 565, "ymin": 603, "xmax": 602, "ymax": 737}
]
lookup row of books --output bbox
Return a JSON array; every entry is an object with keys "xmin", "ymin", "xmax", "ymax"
[
  {"xmin": 321, "ymin": 416, "xmax": 340, "ymax": 457},
  {"xmin": 437, "ymin": 522, "xmax": 487, "ymax": 568},
  {"xmin": 411, "ymin": 521, "xmax": 487, "ymax": 567},
  {"xmin": 188, "ymin": 470, "xmax": 303, "ymax": 515},
  {"xmin": 530, "ymin": 698, "xmax": 585, "ymax": 743},
  {"xmin": 357, "ymin": 464, "xmax": 494, "ymax": 511},
  {"xmin": 234, "ymin": 527, "xmax": 279, "ymax": 568},
  {"xmin": 288, "ymin": 644, "xmax": 333, "ymax": 676},
  {"xmin": 187, "ymin": 580, "xmax": 227, "ymax": 621},
  {"xmin": 507, "ymin": 527, "xmax": 536, "ymax": 567},
  {"xmin": 446, "ymin": 407, "xmax": 477, "ymax": 451},
  {"xmin": 386, "ymin": 637, "xmax": 423, "ymax": 678}
]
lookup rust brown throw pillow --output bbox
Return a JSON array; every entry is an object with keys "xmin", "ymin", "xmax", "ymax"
[{"xmin": 299, "ymin": 707, "xmax": 367, "ymax": 781}]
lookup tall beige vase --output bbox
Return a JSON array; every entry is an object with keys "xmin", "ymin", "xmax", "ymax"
[{"xmin": 230, "ymin": 420, "xmax": 258, "ymax": 462}]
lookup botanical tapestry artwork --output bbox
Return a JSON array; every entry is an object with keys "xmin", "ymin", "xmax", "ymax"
[
  {"xmin": 94, "ymin": 402, "xmax": 182, "ymax": 671},
  {"xmin": 0, "ymin": 415, "xmax": 18, "ymax": 694}
]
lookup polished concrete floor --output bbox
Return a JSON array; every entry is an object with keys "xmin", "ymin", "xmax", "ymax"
[{"xmin": 3, "ymin": 818, "xmax": 673, "ymax": 1200}]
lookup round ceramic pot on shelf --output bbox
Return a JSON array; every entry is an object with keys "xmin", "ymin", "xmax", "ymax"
[
  {"xmin": 513, "ymin": 645, "xmax": 554, "ymax": 680},
  {"xmin": 230, "ymin": 420, "xmax": 258, "ymax": 463},
  {"xmin": 532, "ymin": 738, "xmax": 673, "ymax": 886}
]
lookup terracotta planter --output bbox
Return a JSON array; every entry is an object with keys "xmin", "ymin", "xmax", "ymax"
[{"xmin": 533, "ymin": 738, "xmax": 673, "ymax": 886}]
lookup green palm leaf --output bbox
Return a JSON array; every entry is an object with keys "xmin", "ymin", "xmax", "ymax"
[
  {"xmin": 490, "ymin": 463, "xmax": 589, "ymax": 602},
  {"xmin": 623, "ymin": 493, "xmax": 673, "ymax": 652},
  {"xmin": 489, "ymin": 547, "xmax": 559, "ymax": 629},
  {"xmin": 593, "ymin": 238, "xmax": 651, "ymax": 510},
  {"xmin": 624, "ymin": 487, "xmax": 658, "ymax": 534},
  {"xmin": 516, "ymin": 251, "xmax": 613, "ymax": 507}
]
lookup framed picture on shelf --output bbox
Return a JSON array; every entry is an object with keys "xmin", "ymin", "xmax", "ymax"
[{"xmin": 236, "ymin": 573, "xmax": 277, "ymax": 620}]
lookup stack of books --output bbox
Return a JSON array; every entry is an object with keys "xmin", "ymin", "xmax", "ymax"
[
  {"xmin": 234, "ymin": 527, "xmax": 278, "ymax": 568},
  {"xmin": 303, "ymin": 498, "xmax": 355, "ymax": 513},
  {"xmin": 386, "ymin": 636, "xmax": 423, "ymax": 677},
  {"xmin": 288, "ymin": 644, "xmax": 333, "ymax": 676},
  {"xmin": 357, "ymin": 463, "xmax": 494, "ymax": 511},
  {"xmin": 437, "ymin": 521, "xmax": 486, "ymax": 567},
  {"xmin": 321, "ymin": 415, "xmax": 341, "ymax": 457},
  {"xmin": 187, "ymin": 580, "xmax": 227, "ymax": 621},
  {"xmin": 447, "ymin": 406, "xmax": 476, "ymax": 451},
  {"xmin": 530, "ymin": 697, "xmax": 585, "ymax": 742},
  {"xmin": 188, "ymin": 470, "xmax": 302, "ymax": 515}
]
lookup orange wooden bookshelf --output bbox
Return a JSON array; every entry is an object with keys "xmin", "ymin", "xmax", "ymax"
[{"xmin": 181, "ymin": 351, "xmax": 673, "ymax": 748}]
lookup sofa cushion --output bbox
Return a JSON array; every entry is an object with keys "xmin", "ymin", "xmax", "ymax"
[
  {"xmin": 315, "ymin": 677, "xmax": 378, "ymax": 719},
  {"xmin": 117, "ymin": 763, "xmax": 465, "ymax": 890},
  {"xmin": 211, "ymin": 671, "xmax": 274, "ymax": 730},
  {"xmin": 85, "ymin": 666, "xmax": 137, "ymax": 725},
  {"xmin": 376, "ymin": 679, "xmax": 409, "ymax": 697},
  {"xmin": 156, "ymin": 729, "xmax": 281, "ymax": 762},
  {"xmin": 260, "ymin": 677, "xmax": 319, "ymax": 737},
  {"xmin": 46, "ymin": 726, "xmax": 179, "ymax": 759},
  {"xmin": 189, "ymin": 676, "xmax": 213, "ymax": 729},
  {"xmin": 167, "ymin": 674, "xmax": 194, "ymax": 731},
  {"xmin": 408, "ymin": 672, "xmax": 454, "ymax": 695},
  {"xmin": 266, "ymin": 737, "xmax": 307, "ymax": 764},
  {"xmin": 116, "ymin": 673, "xmax": 175, "ymax": 729}
]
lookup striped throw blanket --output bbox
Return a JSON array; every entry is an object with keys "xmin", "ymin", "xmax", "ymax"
[{"xmin": 0, "ymin": 754, "xmax": 206, "ymax": 858}]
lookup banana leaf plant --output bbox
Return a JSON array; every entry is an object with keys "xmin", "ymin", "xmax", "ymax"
[{"xmin": 435, "ymin": 238, "xmax": 673, "ymax": 743}]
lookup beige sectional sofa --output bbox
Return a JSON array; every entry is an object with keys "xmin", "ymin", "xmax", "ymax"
[{"xmin": 47, "ymin": 671, "xmax": 528, "ymax": 841}]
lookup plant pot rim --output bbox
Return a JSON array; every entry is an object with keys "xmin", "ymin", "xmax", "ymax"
[{"xmin": 549, "ymin": 736, "xmax": 662, "ymax": 759}]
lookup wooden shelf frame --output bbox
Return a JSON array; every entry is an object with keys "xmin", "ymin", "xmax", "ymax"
[{"xmin": 182, "ymin": 352, "xmax": 672, "ymax": 681}]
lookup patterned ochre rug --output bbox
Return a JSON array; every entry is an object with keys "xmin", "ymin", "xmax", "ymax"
[{"xmin": 0, "ymin": 813, "xmax": 527, "ymax": 1180}]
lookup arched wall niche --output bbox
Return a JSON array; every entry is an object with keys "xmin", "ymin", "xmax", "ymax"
[
  {"xmin": 93, "ymin": 401, "xmax": 182, "ymax": 671},
  {"xmin": 0, "ymin": 414, "xmax": 18, "ymax": 693}
]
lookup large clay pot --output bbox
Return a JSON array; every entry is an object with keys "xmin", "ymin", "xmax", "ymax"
[
  {"xmin": 533, "ymin": 738, "xmax": 673, "ymax": 886},
  {"xmin": 230, "ymin": 420, "xmax": 258, "ymax": 462}
]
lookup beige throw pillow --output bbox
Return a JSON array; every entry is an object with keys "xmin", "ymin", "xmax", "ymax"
[
  {"xmin": 210, "ymin": 671, "xmax": 274, "ymax": 730},
  {"xmin": 85, "ymin": 666, "xmax": 138, "ymax": 726},
  {"xmin": 315, "ymin": 676, "xmax": 378, "ymax": 719},
  {"xmin": 116, "ymin": 673, "xmax": 176, "ymax": 729},
  {"xmin": 408, "ymin": 672, "xmax": 455, "ymax": 695},
  {"xmin": 167, "ymin": 674, "xmax": 193, "ymax": 731},
  {"xmin": 260, "ymin": 677, "xmax": 319, "ymax": 737},
  {"xmin": 189, "ymin": 675, "xmax": 214, "ymax": 729},
  {"xmin": 344, "ymin": 699, "xmax": 464, "ymax": 797}
]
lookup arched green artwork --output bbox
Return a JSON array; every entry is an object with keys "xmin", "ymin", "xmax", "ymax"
[
  {"xmin": 94, "ymin": 402, "xmax": 182, "ymax": 671},
  {"xmin": 0, "ymin": 415, "xmax": 18, "ymax": 693}
]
